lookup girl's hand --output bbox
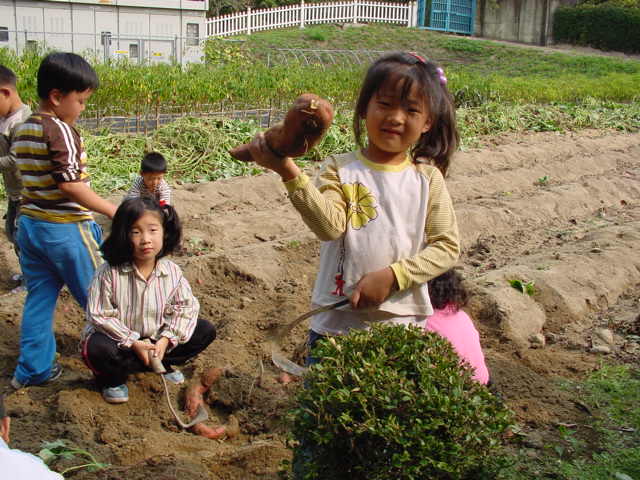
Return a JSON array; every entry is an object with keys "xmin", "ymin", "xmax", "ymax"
[
  {"xmin": 350, "ymin": 267, "xmax": 397, "ymax": 309},
  {"xmin": 246, "ymin": 133, "xmax": 301, "ymax": 181},
  {"xmin": 131, "ymin": 340, "xmax": 155, "ymax": 366},
  {"xmin": 153, "ymin": 337, "xmax": 170, "ymax": 362}
]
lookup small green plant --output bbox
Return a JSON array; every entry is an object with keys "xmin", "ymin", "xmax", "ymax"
[
  {"xmin": 290, "ymin": 324, "xmax": 512, "ymax": 479},
  {"xmin": 287, "ymin": 240, "xmax": 301, "ymax": 249},
  {"xmin": 536, "ymin": 175, "xmax": 550, "ymax": 186},
  {"xmin": 305, "ymin": 27, "xmax": 327, "ymax": 42},
  {"xmin": 38, "ymin": 439, "xmax": 109, "ymax": 476},
  {"xmin": 509, "ymin": 279, "xmax": 536, "ymax": 296}
]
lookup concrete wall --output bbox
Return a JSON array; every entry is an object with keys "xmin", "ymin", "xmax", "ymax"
[
  {"xmin": 0, "ymin": 0, "xmax": 208, "ymax": 63},
  {"xmin": 475, "ymin": 0, "xmax": 575, "ymax": 46}
]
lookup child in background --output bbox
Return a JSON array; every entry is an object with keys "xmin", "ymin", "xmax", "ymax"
[
  {"xmin": 81, "ymin": 197, "xmax": 216, "ymax": 404},
  {"xmin": 426, "ymin": 269, "xmax": 489, "ymax": 384},
  {"xmin": 0, "ymin": 65, "xmax": 31, "ymax": 265},
  {"xmin": 248, "ymin": 52, "xmax": 460, "ymax": 350},
  {"xmin": 10, "ymin": 53, "xmax": 117, "ymax": 389},
  {"xmin": 125, "ymin": 151, "xmax": 171, "ymax": 206}
]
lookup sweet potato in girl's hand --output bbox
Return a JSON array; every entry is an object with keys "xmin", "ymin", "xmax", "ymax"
[{"xmin": 230, "ymin": 93, "xmax": 334, "ymax": 162}]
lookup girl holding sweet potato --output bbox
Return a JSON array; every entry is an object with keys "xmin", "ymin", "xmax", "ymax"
[{"xmin": 245, "ymin": 52, "xmax": 460, "ymax": 355}]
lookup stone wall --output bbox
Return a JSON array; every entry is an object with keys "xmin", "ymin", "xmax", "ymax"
[{"xmin": 475, "ymin": 0, "xmax": 576, "ymax": 46}]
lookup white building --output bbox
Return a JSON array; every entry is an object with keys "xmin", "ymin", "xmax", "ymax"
[{"xmin": 0, "ymin": 0, "xmax": 210, "ymax": 64}]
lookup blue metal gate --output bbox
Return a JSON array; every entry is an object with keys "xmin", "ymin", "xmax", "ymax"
[{"xmin": 417, "ymin": 0, "xmax": 476, "ymax": 35}]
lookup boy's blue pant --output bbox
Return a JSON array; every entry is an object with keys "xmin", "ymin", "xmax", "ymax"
[{"xmin": 14, "ymin": 216, "xmax": 103, "ymax": 385}]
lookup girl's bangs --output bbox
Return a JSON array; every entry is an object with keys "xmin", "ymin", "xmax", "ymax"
[{"xmin": 375, "ymin": 64, "xmax": 426, "ymax": 104}]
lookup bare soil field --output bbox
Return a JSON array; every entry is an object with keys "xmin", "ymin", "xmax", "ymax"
[{"xmin": 1, "ymin": 129, "xmax": 639, "ymax": 479}]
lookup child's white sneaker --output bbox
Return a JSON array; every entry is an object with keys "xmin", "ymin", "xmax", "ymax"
[
  {"xmin": 163, "ymin": 369, "xmax": 185, "ymax": 385},
  {"xmin": 102, "ymin": 384, "xmax": 129, "ymax": 403}
]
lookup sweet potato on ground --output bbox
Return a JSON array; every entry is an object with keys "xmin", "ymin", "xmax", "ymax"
[{"xmin": 230, "ymin": 93, "xmax": 334, "ymax": 162}]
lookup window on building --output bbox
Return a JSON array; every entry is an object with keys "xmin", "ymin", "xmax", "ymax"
[
  {"xmin": 0, "ymin": 27, "xmax": 8, "ymax": 42},
  {"xmin": 129, "ymin": 43, "xmax": 139, "ymax": 59},
  {"xmin": 100, "ymin": 31, "xmax": 112, "ymax": 46},
  {"xmin": 186, "ymin": 23, "xmax": 199, "ymax": 47}
]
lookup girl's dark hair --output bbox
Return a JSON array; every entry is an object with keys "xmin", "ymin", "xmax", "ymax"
[
  {"xmin": 353, "ymin": 52, "xmax": 459, "ymax": 176},
  {"xmin": 37, "ymin": 52, "xmax": 99, "ymax": 99},
  {"xmin": 428, "ymin": 269, "xmax": 469, "ymax": 311},
  {"xmin": 101, "ymin": 197, "xmax": 181, "ymax": 266}
]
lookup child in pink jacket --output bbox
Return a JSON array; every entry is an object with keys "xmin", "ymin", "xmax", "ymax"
[{"xmin": 426, "ymin": 269, "xmax": 490, "ymax": 384}]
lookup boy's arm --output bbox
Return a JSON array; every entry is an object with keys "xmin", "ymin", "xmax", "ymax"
[
  {"xmin": 0, "ymin": 135, "xmax": 12, "ymax": 170},
  {"xmin": 58, "ymin": 182, "xmax": 117, "ymax": 218},
  {"xmin": 47, "ymin": 121, "xmax": 117, "ymax": 218},
  {"xmin": 159, "ymin": 179, "xmax": 171, "ymax": 205},
  {"xmin": 389, "ymin": 166, "xmax": 460, "ymax": 290},
  {"xmin": 124, "ymin": 176, "xmax": 142, "ymax": 200}
]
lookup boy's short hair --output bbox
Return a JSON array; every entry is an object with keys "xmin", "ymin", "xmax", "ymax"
[
  {"xmin": 37, "ymin": 52, "xmax": 99, "ymax": 100},
  {"xmin": 0, "ymin": 65, "xmax": 17, "ymax": 88},
  {"xmin": 141, "ymin": 152, "xmax": 167, "ymax": 173}
]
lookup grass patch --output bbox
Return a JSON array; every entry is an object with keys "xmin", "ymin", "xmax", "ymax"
[
  {"xmin": 500, "ymin": 364, "xmax": 640, "ymax": 479},
  {"xmin": 0, "ymin": 99, "xmax": 637, "ymax": 199}
]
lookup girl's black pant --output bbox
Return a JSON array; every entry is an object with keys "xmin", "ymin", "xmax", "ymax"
[{"xmin": 83, "ymin": 318, "xmax": 216, "ymax": 388}]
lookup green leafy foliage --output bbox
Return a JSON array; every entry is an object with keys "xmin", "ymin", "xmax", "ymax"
[
  {"xmin": 553, "ymin": 5, "xmax": 640, "ymax": 53},
  {"xmin": 38, "ymin": 439, "xmax": 109, "ymax": 476},
  {"xmin": 535, "ymin": 175, "xmax": 550, "ymax": 186},
  {"xmin": 509, "ymin": 279, "xmax": 536, "ymax": 296},
  {"xmin": 290, "ymin": 324, "xmax": 512, "ymax": 480}
]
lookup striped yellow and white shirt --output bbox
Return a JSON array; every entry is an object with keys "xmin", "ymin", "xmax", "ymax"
[
  {"xmin": 11, "ymin": 113, "xmax": 93, "ymax": 223},
  {"xmin": 284, "ymin": 151, "xmax": 460, "ymax": 333},
  {"xmin": 83, "ymin": 258, "xmax": 200, "ymax": 349}
]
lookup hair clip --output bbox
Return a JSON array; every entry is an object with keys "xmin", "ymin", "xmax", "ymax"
[
  {"xmin": 408, "ymin": 52, "xmax": 426, "ymax": 64},
  {"xmin": 436, "ymin": 66, "xmax": 447, "ymax": 86}
]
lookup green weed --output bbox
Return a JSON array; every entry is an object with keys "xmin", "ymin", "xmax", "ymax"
[
  {"xmin": 39, "ymin": 439, "xmax": 109, "ymax": 476},
  {"xmin": 509, "ymin": 279, "xmax": 536, "ymax": 296},
  {"xmin": 536, "ymin": 175, "xmax": 550, "ymax": 186}
]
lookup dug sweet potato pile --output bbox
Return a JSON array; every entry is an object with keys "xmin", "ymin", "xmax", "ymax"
[{"xmin": 230, "ymin": 93, "xmax": 334, "ymax": 162}]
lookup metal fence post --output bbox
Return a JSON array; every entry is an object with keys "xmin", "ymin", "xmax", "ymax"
[
  {"xmin": 300, "ymin": 0, "xmax": 306, "ymax": 29},
  {"xmin": 247, "ymin": 6, "xmax": 252, "ymax": 35}
]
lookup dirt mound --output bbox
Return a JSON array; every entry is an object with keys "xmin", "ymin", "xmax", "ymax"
[{"xmin": 0, "ymin": 129, "xmax": 638, "ymax": 478}]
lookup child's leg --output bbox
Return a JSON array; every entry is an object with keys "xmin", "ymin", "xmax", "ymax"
[
  {"xmin": 14, "ymin": 217, "xmax": 64, "ymax": 385},
  {"xmin": 162, "ymin": 319, "xmax": 216, "ymax": 368},
  {"xmin": 305, "ymin": 330, "xmax": 326, "ymax": 367},
  {"xmin": 83, "ymin": 332, "xmax": 142, "ymax": 388},
  {"xmin": 55, "ymin": 220, "xmax": 103, "ymax": 309}
]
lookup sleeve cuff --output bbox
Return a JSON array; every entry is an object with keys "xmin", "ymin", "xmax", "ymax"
[
  {"xmin": 118, "ymin": 331, "xmax": 141, "ymax": 349},
  {"xmin": 160, "ymin": 332, "xmax": 179, "ymax": 348},
  {"xmin": 390, "ymin": 262, "xmax": 411, "ymax": 291},
  {"xmin": 283, "ymin": 173, "xmax": 309, "ymax": 194}
]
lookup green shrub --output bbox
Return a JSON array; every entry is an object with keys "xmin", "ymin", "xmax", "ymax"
[
  {"xmin": 289, "ymin": 324, "xmax": 512, "ymax": 480},
  {"xmin": 553, "ymin": 5, "xmax": 640, "ymax": 53}
]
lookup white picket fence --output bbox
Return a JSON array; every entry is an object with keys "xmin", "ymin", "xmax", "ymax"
[{"xmin": 207, "ymin": 1, "xmax": 418, "ymax": 37}]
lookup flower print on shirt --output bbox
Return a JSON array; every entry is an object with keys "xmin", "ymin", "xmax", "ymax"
[{"xmin": 342, "ymin": 182, "xmax": 378, "ymax": 229}]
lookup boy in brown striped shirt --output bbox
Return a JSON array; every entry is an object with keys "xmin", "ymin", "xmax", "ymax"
[{"xmin": 10, "ymin": 53, "xmax": 117, "ymax": 389}]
